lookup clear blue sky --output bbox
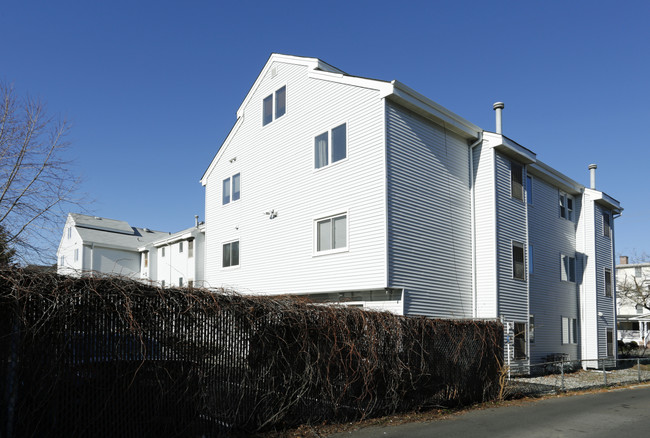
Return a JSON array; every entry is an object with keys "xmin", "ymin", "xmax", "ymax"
[{"xmin": 2, "ymin": 0, "xmax": 649, "ymax": 262}]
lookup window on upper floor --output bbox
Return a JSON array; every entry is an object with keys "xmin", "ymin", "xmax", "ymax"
[
  {"xmin": 161, "ymin": 247, "xmax": 165, "ymax": 257},
  {"xmin": 559, "ymin": 191, "xmax": 574, "ymax": 221},
  {"xmin": 263, "ymin": 86, "xmax": 286, "ymax": 126},
  {"xmin": 603, "ymin": 210, "xmax": 611, "ymax": 237},
  {"xmin": 526, "ymin": 175, "xmax": 533, "ymax": 204},
  {"xmin": 74, "ymin": 248, "xmax": 79, "ymax": 262},
  {"xmin": 188, "ymin": 240, "xmax": 194, "ymax": 258},
  {"xmin": 512, "ymin": 241, "xmax": 525, "ymax": 280},
  {"xmin": 511, "ymin": 162, "xmax": 524, "ymax": 201},
  {"xmin": 223, "ymin": 240, "xmax": 239, "ymax": 268},
  {"xmin": 529, "ymin": 315, "xmax": 535, "ymax": 343},
  {"xmin": 179, "ymin": 277, "xmax": 183, "ymax": 287},
  {"xmin": 179, "ymin": 241, "xmax": 183, "ymax": 253},
  {"xmin": 315, "ymin": 123, "xmax": 347, "ymax": 169},
  {"xmin": 67, "ymin": 227, "xmax": 72, "ymax": 239},
  {"xmin": 528, "ymin": 244, "xmax": 534, "ymax": 276},
  {"xmin": 605, "ymin": 268, "xmax": 612, "ymax": 297},
  {"xmin": 562, "ymin": 317, "xmax": 578, "ymax": 344},
  {"xmin": 316, "ymin": 213, "xmax": 347, "ymax": 253},
  {"xmin": 561, "ymin": 254, "xmax": 576, "ymax": 282},
  {"xmin": 223, "ymin": 173, "xmax": 241, "ymax": 205},
  {"xmin": 143, "ymin": 251, "xmax": 148, "ymax": 267}
]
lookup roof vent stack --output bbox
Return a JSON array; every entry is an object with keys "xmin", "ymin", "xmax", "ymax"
[
  {"xmin": 588, "ymin": 164, "xmax": 597, "ymax": 189},
  {"xmin": 493, "ymin": 102, "xmax": 505, "ymax": 134}
]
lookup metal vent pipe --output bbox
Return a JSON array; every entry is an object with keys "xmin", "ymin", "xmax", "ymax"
[
  {"xmin": 493, "ymin": 102, "xmax": 505, "ymax": 134},
  {"xmin": 589, "ymin": 164, "xmax": 597, "ymax": 189}
]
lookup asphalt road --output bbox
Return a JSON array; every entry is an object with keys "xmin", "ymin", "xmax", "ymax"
[{"xmin": 332, "ymin": 385, "xmax": 650, "ymax": 437}]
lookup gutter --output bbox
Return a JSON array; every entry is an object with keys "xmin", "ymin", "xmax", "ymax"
[{"xmin": 468, "ymin": 132, "xmax": 483, "ymax": 318}]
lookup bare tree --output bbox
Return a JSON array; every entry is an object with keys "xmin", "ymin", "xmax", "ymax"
[
  {"xmin": 0, "ymin": 81, "xmax": 81, "ymax": 264},
  {"xmin": 618, "ymin": 268, "xmax": 650, "ymax": 312}
]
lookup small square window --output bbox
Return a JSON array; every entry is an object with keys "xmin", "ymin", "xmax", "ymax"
[
  {"xmin": 511, "ymin": 162, "xmax": 523, "ymax": 201},
  {"xmin": 316, "ymin": 214, "xmax": 347, "ymax": 253},
  {"xmin": 512, "ymin": 242, "xmax": 525, "ymax": 280},
  {"xmin": 315, "ymin": 123, "xmax": 347, "ymax": 169},
  {"xmin": 223, "ymin": 241, "xmax": 239, "ymax": 268}
]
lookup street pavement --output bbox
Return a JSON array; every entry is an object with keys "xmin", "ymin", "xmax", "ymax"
[{"xmin": 331, "ymin": 384, "xmax": 650, "ymax": 437}]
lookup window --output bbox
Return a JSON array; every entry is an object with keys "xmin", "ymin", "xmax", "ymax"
[
  {"xmin": 161, "ymin": 280, "xmax": 165, "ymax": 288},
  {"xmin": 179, "ymin": 241, "xmax": 183, "ymax": 253},
  {"xmin": 528, "ymin": 244, "xmax": 534, "ymax": 275},
  {"xmin": 511, "ymin": 162, "xmax": 524, "ymax": 201},
  {"xmin": 223, "ymin": 241, "xmax": 239, "ymax": 267},
  {"xmin": 512, "ymin": 242, "xmax": 525, "ymax": 280},
  {"xmin": 223, "ymin": 173, "xmax": 241, "ymax": 205},
  {"xmin": 316, "ymin": 214, "xmax": 347, "ymax": 253},
  {"xmin": 179, "ymin": 277, "xmax": 183, "ymax": 287},
  {"xmin": 559, "ymin": 191, "xmax": 574, "ymax": 220},
  {"xmin": 605, "ymin": 269, "xmax": 612, "ymax": 297},
  {"xmin": 161, "ymin": 247, "xmax": 165, "ymax": 257},
  {"xmin": 603, "ymin": 210, "xmax": 611, "ymax": 237},
  {"xmin": 263, "ymin": 86, "xmax": 286, "ymax": 126},
  {"xmin": 635, "ymin": 266, "xmax": 643, "ymax": 277},
  {"xmin": 188, "ymin": 280, "xmax": 194, "ymax": 288},
  {"xmin": 59, "ymin": 255, "xmax": 64, "ymax": 265},
  {"xmin": 561, "ymin": 254, "xmax": 576, "ymax": 282},
  {"xmin": 607, "ymin": 328, "xmax": 614, "ymax": 357},
  {"xmin": 143, "ymin": 251, "xmax": 148, "ymax": 268},
  {"xmin": 526, "ymin": 175, "xmax": 533, "ymax": 204},
  {"xmin": 562, "ymin": 317, "xmax": 578, "ymax": 344},
  {"xmin": 67, "ymin": 227, "xmax": 72, "ymax": 239},
  {"xmin": 188, "ymin": 240, "xmax": 194, "ymax": 258},
  {"xmin": 514, "ymin": 322, "xmax": 527, "ymax": 360},
  {"xmin": 315, "ymin": 123, "xmax": 346, "ymax": 169},
  {"xmin": 529, "ymin": 315, "xmax": 535, "ymax": 343}
]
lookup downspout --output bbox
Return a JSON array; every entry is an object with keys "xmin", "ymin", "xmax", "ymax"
[{"xmin": 469, "ymin": 132, "xmax": 483, "ymax": 318}]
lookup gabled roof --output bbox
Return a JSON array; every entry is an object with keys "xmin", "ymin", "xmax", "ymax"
[
  {"xmin": 200, "ymin": 53, "xmax": 482, "ymax": 185},
  {"xmin": 70, "ymin": 213, "xmax": 134, "ymax": 235},
  {"xmin": 69, "ymin": 213, "xmax": 169, "ymax": 251}
]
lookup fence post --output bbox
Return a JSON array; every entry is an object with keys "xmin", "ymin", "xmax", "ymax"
[
  {"xmin": 560, "ymin": 359, "xmax": 565, "ymax": 391},
  {"xmin": 638, "ymin": 358, "xmax": 641, "ymax": 383},
  {"xmin": 602, "ymin": 359, "xmax": 607, "ymax": 386}
]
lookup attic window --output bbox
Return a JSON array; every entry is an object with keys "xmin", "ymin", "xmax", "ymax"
[{"xmin": 263, "ymin": 86, "xmax": 286, "ymax": 126}]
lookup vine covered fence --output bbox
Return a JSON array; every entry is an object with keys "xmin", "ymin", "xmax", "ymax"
[{"xmin": 0, "ymin": 269, "xmax": 503, "ymax": 437}]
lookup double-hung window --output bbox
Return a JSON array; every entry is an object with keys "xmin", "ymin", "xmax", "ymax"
[
  {"xmin": 605, "ymin": 268, "xmax": 612, "ymax": 297},
  {"xmin": 603, "ymin": 210, "xmax": 611, "ymax": 237},
  {"xmin": 512, "ymin": 241, "xmax": 525, "ymax": 280},
  {"xmin": 561, "ymin": 254, "xmax": 576, "ymax": 282},
  {"xmin": 263, "ymin": 86, "xmax": 286, "ymax": 126},
  {"xmin": 74, "ymin": 248, "xmax": 79, "ymax": 262},
  {"xmin": 511, "ymin": 162, "xmax": 524, "ymax": 201},
  {"xmin": 188, "ymin": 240, "xmax": 194, "ymax": 258},
  {"xmin": 223, "ymin": 241, "xmax": 239, "ymax": 268},
  {"xmin": 316, "ymin": 213, "xmax": 347, "ymax": 253},
  {"xmin": 223, "ymin": 173, "xmax": 241, "ymax": 205},
  {"xmin": 315, "ymin": 123, "xmax": 346, "ymax": 169},
  {"xmin": 559, "ymin": 191, "xmax": 574, "ymax": 220},
  {"xmin": 562, "ymin": 317, "xmax": 578, "ymax": 344},
  {"xmin": 179, "ymin": 241, "xmax": 183, "ymax": 253}
]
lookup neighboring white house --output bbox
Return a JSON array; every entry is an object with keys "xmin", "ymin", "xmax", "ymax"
[
  {"xmin": 200, "ymin": 54, "xmax": 622, "ymax": 367},
  {"xmin": 57, "ymin": 213, "xmax": 205, "ymax": 287},
  {"xmin": 616, "ymin": 256, "xmax": 650, "ymax": 347}
]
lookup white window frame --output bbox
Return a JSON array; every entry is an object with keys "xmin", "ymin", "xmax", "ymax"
[
  {"xmin": 561, "ymin": 254, "xmax": 576, "ymax": 283},
  {"xmin": 188, "ymin": 240, "xmax": 194, "ymax": 258},
  {"xmin": 222, "ymin": 240, "xmax": 240, "ymax": 268},
  {"xmin": 262, "ymin": 85, "xmax": 287, "ymax": 126},
  {"xmin": 314, "ymin": 122, "xmax": 348, "ymax": 170},
  {"xmin": 562, "ymin": 316, "xmax": 578, "ymax": 344},
  {"xmin": 559, "ymin": 191, "xmax": 574, "ymax": 221},
  {"xmin": 314, "ymin": 212, "xmax": 348, "ymax": 256},
  {"xmin": 222, "ymin": 173, "xmax": 241, "ymax": 205}
]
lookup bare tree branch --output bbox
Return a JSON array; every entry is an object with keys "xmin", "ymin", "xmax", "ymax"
[{"xmin": 0, "ymin": 81, "xmax": 83, "ymax": 265}]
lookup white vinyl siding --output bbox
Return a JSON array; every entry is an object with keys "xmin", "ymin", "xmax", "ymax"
[
  {"xmin": 203, "ymin": 61, "xmax": 386, "ymax": 294},
  {"xmin": 386, "ymin": 102, "xmax": 473, "ymax": 318}
]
